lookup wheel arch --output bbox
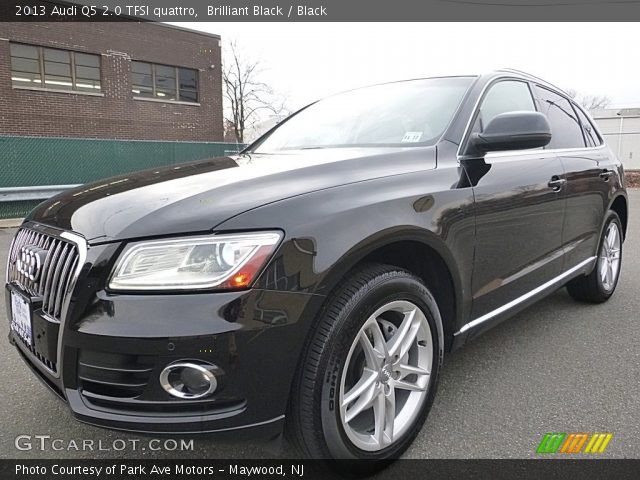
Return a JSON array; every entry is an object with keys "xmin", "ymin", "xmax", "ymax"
[
  {"xmin": 316, "ymin": 228, "xmax": 465, "ymax": 352},
  {"xmin": 609, "ymin": 194, "xmax": 628, "ymax": 240}
]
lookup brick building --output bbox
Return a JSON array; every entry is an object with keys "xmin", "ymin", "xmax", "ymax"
[{"xmin": 0, "ymin": 21, "xmax": 223, "ymax": 141}]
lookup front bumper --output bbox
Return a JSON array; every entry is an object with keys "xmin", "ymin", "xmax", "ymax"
[{"xmin": 6, "ymin": 272, "xmax": 323, "ymax": 436}]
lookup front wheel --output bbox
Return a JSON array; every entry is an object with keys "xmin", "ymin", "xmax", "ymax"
[
  {"xmin": 567, "ymin": 210, "xmax": 623, "ymax": 303},
  {"xmin": 286, "ymin": 264, "xmax": 443, "ymax": 466}
]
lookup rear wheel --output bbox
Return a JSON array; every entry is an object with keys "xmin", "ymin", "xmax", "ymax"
[
  {"xmin": 286, "ymin": 264, "xmax": 443, "ymax": 467},
  {"xmin": 567, "ymin": 211, "xmax": 623, "ymax": 303}
]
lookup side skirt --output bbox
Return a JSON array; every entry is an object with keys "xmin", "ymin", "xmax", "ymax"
[{"xmin": 454, "ymin": 256, "xmax": 596, "ymax": 337}]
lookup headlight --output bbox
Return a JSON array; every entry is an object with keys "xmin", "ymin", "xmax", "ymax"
[{"xmin": 108, "ymin": 231, "xmax": 282, "ymax": 291}]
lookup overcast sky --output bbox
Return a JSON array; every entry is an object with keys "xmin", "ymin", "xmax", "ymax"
[{"xmin": 171, "ymin": 22, "xmax": 640, "ymax": 112}]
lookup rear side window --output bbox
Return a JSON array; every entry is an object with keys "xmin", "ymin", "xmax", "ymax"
[
  {"xmin": 534, "ymin": 86, "xmax": 585, "ymax": 149},
  {"xmin": 574, "ymin": 106, "xmax": 602, "ymax": 147},
  {"xmin": 475, "ymin": 80, "xmax": 536, "ymax": 132}
]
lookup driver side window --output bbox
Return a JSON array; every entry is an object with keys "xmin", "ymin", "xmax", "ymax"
[{"xmin": 473, "ymin": 80, "xmax": 536, "ymax": 133}]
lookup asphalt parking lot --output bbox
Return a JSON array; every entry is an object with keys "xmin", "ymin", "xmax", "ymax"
[{"xmin": 0, "ymin": 190, "xmax": 638, "ymax": 460}]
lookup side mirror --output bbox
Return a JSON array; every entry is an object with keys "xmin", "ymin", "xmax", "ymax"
[{"xmin": 470, "ymin": 111, "xmax": 552, "ymax": 153}]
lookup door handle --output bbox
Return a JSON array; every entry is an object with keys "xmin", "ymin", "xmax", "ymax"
[
  {"xmin": 599, "ymin": 170, "xmax": 614, "ymax": 181},
  {"xmin": 548, "ymin": 176, "xmax": 567, "ymax": 191}
]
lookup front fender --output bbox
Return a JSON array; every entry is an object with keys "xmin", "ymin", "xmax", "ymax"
[{"xmin": 217, "ymin": 166, "xmax": 476, "ymax": 334}]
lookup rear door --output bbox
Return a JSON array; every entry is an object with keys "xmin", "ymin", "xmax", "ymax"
[
  {"xmin": 533, "ymin": 88, "xmax": 613, "ymax": 268},
  {"xmin": 462, "ymin": 79, "xmax": 567, "ymax": 323}
]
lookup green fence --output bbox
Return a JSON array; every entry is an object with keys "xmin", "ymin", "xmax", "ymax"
[{"xmin": 0, "ymin": 136, "xmax": 245, "ymax": 219}]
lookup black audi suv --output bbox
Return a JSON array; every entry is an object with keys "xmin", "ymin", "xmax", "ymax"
[{"xmin": 5, "ymin": 70, "xmax": 627, "ymax": 462}]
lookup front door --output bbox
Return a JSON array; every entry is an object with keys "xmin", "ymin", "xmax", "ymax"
[{"xmin": 462, "ymin": 79, "xmax": 567, "ymax": 326}]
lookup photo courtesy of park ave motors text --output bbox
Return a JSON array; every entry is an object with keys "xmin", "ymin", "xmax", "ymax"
[{"xmin": 0, "ymin": 4, "xmax": 639, "ymax": 477}]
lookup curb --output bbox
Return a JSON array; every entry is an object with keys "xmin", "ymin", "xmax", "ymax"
[{"xmin": 0, "ymin": 218, "xmax": 23, "ymax": 228}]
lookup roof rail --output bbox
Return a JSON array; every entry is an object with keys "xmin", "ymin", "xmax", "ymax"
[{"xmin": 495, "ymin": 68, "xmax": 569, "ymax": 95}]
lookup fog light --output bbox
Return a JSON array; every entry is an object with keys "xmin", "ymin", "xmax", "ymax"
[{"xmin": 159, "ymin": 362, "xmax": 218, "ymax": 399}]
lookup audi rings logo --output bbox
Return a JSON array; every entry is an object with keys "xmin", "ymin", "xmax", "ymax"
[{"xmin": 16, "ymin": 245, "xmax": 49, "ymax": 282}]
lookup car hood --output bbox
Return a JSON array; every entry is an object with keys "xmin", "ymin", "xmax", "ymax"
[{"xmin": 27, "ymin": 147, "xmax": 436, "ymax": 243}]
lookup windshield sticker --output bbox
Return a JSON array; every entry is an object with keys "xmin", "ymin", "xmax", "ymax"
[{"xmin": 401, "ymin": 132, "xmax": 422, "ymax": 143}]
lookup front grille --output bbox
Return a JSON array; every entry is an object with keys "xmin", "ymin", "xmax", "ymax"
[{"xmin": 7, "ymin": 228, "xmax": 80, "ymax": 322}]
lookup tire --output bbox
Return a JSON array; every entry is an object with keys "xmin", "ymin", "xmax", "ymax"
[
  {"xmin": 566, "ymin": 210, "xmax": 623, "ymax": 303},
  {"xmin": 286, "ymin": 263, "xmax": 444, "ymax": 468}
]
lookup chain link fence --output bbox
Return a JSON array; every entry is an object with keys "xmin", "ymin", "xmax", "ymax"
[
  {"xmin": 0, "ymin": 136, "xmax": 245, "ymax": 219},
  {"xmin": 2, "ymin": 133, "xmax": 636, "ymax": 221}
]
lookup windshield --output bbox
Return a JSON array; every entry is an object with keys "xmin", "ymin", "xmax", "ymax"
[{"xmin": 252, "ymin": 77, "xmax": 474, "ymax": 152}]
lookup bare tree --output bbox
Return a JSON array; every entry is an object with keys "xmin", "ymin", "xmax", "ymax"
[
  {"xmin": 566, "ymin": 89, "xmax": 611, "ymax": 111},
  {"xmin": 580, "ymin": 95, "xmax": 611, "ymax": 111},
  {"xmin": 222, "ymin": 41, "xmax": 285, "ymax": 144}
]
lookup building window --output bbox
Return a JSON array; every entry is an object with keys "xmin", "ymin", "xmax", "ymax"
[
  {"xmin": 132, "ymin": 61, "xmax": 199, "ymax": 103},
  {"xmin": 10, "ymin": 43, "xmax": 101, "ymax": 93}
]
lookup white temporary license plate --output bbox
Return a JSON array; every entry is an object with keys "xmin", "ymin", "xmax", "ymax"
[{"xmin": 10, "ymin": 290, "xmax": 32, "ymax": 345}]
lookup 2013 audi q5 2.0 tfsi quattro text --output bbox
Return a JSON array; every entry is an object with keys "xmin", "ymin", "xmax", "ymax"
[{"xmin": 5, "ymin": 70, "xmax": 627, "ymax": 463}]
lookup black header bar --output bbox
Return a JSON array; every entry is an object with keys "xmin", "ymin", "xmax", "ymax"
[
  {"xmin": 2, "ymin": 459, "xmax": 640, "ymax": 480},
  {"xmin": 2, "ymin": 0, "xmax": 640, "ymax": 22}
]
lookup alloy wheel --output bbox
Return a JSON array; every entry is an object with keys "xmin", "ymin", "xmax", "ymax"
[
  {"xmin": 598, "ymin": 222, "xmax": 621, "ymax": 292},
  {"xmin": 339, "ymin": 300, "xmax": 432, "ymax": 452}
]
